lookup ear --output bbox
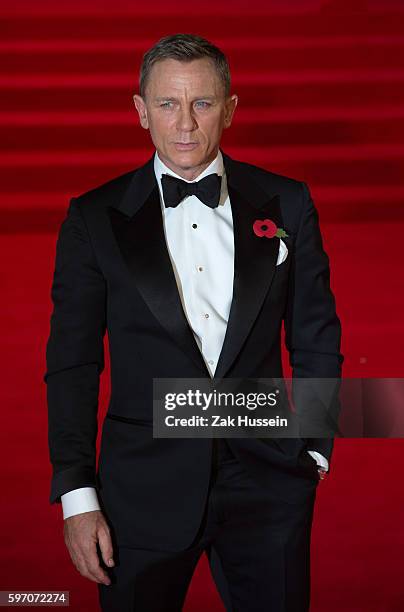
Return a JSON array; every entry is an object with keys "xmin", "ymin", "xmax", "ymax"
[
  {"xmin": 133, "ymin": 94, "xmax": 149, "ymax": 129},
  {"xmin": 223, "ymin": 94, "xmax": 238, "ymax": 129}
]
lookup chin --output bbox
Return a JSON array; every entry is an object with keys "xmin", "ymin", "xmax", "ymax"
[{"xmin": 170, "ymin": 150, "xmax": 204, "ymax": 169}]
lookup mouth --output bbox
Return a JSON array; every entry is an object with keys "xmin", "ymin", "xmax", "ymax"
[{"xmin": 174, "ymin": 142, "xmax": 199, "ymax": 150}]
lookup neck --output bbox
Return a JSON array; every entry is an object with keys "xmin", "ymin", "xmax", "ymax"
[{"xmin": 158, "ymin": 149, "xmax": 219, "ymax": 181}]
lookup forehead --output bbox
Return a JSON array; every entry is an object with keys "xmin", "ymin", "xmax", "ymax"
[{"xmin": 146, "ymin": 57, "xmax": 222, "ymax": 96}]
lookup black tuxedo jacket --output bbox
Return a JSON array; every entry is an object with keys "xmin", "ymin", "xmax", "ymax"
[{"xmin": 44, "ymin": 148, "xmax": 343, "ymax": 551}]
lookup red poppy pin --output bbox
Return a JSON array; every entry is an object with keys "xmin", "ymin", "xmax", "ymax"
[{"xmin": 253, "ymin": 219, "xmax": 288, "ymax": 239}]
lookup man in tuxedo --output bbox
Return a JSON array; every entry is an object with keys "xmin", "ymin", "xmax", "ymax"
[{"xmin": 44, "ymin": 33, "xmax": 343, "ymax": 611}]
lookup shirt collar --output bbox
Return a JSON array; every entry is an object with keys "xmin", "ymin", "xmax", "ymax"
[
  {"xmin": 154, "ymin": 148, "xmax": 224, "ymax": 185},
  {"xmin": 154, "ymin": 149, "xmax": 227, "ymax": 208}
]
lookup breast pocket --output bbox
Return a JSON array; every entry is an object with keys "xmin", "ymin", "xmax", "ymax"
[{"xmin": 273, "ymin": 254, "xmax": 291, "ymax": 283}]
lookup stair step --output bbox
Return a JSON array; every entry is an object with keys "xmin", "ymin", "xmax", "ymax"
[
  {"xmin": 2, "ymin": 34, "xmax": 404, "ymax": 52},
  {"xmin": 2, "ymin": 117, "xmax": 404, "ymax": 149},
  {"xmin": 2, "ymin": 144, "xmax": 404, "ymax": 165},
  {"xmin": 4, "ymin": 184, "xmax": 402, "ymax": 210},
  {"xmin": 1, "ymin": 80, "xmax": 401, "ymax": 112},
  {"xmin": 2, "ymin": 68, "xmax": 404, "ymax": 88},
  {"xmin": 2, "ymin": 184, "xmax": 403, "ymax": 234},
  {"xmin": 2, "ymin": 106, "xmax": 403, "ymax": 124},
  {"xmin": 0, "ymin": 163, "xmax": 396, "ymax": 191},
  {"xmin": 3, "ymin": 40, "xmax": 403, "ymax": 73},
  {"xmin": 2, "ymin": 11, "xmax": 404, "ymax": 40}
]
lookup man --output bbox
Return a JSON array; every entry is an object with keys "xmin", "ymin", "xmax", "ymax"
[{"xmin": 44, "ymin": 33, "xmax": 343, "ymax": 611}]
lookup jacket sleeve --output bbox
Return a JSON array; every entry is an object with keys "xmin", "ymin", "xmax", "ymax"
[
  {"xmin": 283, "ymin": 181, "xmax": 344, "ymax": 470},
  {"xmin": 44, "ymin": 197, "xmax": 107, "ymax": 504}
]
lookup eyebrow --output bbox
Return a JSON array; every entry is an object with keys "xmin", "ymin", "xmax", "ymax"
[{"xmin": 154, "ymin": 96, "xmax": 216, "ymax": 102}]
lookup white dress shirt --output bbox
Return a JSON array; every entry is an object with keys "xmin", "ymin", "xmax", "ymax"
[{"xmin": 61, "ymin": 149, "xmax": 328, "ymax": 519}]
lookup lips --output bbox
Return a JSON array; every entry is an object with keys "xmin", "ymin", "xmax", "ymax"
[{"xmin": 174, "ymin": 142, "xmax": 199, "ymax": 151}]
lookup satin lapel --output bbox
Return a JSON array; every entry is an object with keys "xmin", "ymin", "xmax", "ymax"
[
  {"xmin": 214, "ymin": 152, "xmax": 284, "ymax": 378},
  {"xmin": 108, "ymin": 154, "xmax": 210, "ymax": 376}
]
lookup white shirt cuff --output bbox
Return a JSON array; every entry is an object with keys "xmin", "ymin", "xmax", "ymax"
[
  {"xmin": 307, "ymin": 451, "xmax": 329, "ymax": 471},
  {"xmin": 61, "ymin": 487, "xmax": 101, "ymax": 519}
]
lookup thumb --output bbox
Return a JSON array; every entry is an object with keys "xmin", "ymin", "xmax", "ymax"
[{"xmin": 98, "ymin": 523, "xmax": 115, "ymax": 567}]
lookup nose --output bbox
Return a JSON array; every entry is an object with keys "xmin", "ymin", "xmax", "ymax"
[{"xmin": 176, "ymin": 105, "xmax": 197, "ymax": 132}]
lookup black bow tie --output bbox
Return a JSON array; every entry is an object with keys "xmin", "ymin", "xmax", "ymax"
[{"xmin": 161, "ymin": 173, "xmax": 222, "ymax": 209}]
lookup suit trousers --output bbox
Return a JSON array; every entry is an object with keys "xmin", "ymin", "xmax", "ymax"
[{"xmin": 98, "ymin": 438, "xmax": 317, "ymax": 611}]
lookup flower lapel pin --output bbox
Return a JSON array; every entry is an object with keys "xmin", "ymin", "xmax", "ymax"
[{"xmin": 253, "ymin": 218, "xmax": 288, "ymax": 239}]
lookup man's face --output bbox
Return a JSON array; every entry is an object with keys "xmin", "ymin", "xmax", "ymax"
[{"xmin": 133, "ymin": 58, "xmax": 238, "ymax": 180}]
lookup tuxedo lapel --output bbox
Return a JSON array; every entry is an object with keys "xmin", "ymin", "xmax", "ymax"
[
  {"xmin": 108, "ymin": 149, "xmax": 284, "ymax": 379},
  {"xmin": 214, "ymin": 153, "xmax": 284, "ymax": 378},
  {"xmin": 108, "ymin": 154, "xmax": 209, "ymax": 375}
]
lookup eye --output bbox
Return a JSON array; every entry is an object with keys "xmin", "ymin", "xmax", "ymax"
[
  {"xmin": 195, "ymin": 101, "xmax": 210, "ymax": 109},
  {"xmin": 160, "ymin": 101, "xmax": 174, "ymax": 109}
]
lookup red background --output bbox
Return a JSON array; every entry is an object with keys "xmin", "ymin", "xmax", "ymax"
[{"xmin": 1, "ymin": 0, "xmax": 404, "ymax": 610}]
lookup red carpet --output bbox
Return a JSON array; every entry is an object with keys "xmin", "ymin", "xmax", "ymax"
[{"xmin": 1, "ymin": 1, "xmax": 404, "ymax": 610}]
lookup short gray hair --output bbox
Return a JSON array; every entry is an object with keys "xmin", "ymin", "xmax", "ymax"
[{"xmin": 139, "ymin": 33, "xmax": 231, "ymax": 99}]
